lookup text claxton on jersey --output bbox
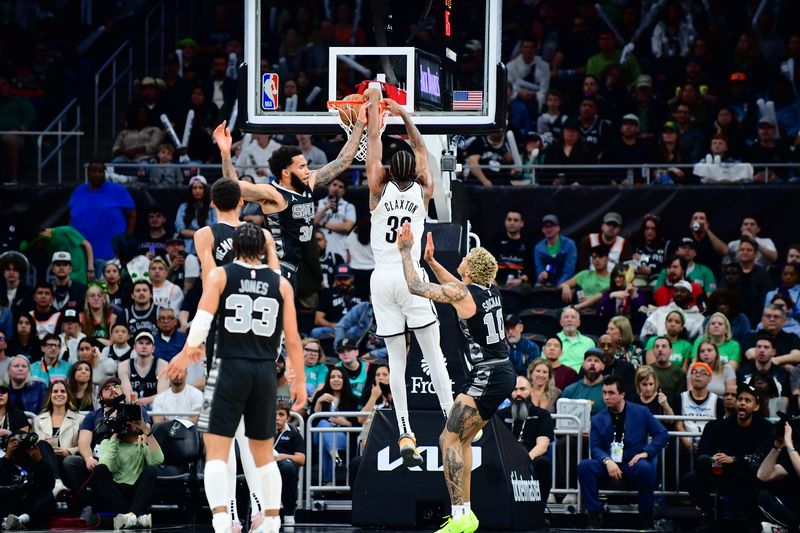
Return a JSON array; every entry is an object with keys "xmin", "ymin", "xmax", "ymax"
[
  {"xmin": 383, "ymin": 198, "xmax": 420, "ymax": 214},
  {"xmin": 239, "ymin": 279, "xmax": 271, "ymax": 295}
]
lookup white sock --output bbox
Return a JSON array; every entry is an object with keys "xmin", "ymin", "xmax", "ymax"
[
  {"xmin": 414, "ymin": 324, "xmax": 454, "ymax": 417},
  {"xmin": 463, "ymin": 501, "xmax": 471, "ymax": 515},
  {"xmin": 259, "ymin": 461, "xmax": 282, "ymax": 512},
  {"xmin": 18, "ymin": 514, "xmax": 30, "ymax": 525},
  {"xmin": 226, "ymin": 441, "xmax": 239, "ymax": 521},
  {"xmin": 452, "ymin": 505, "xmax": 465, "ymax": 519},
  {"xmin": 204, "ymin": 460, "xmax": 230, "ymax": 511},
  {"xmin": 238, "ymin": 434, "xmax": 264, "ymax": 513},
  {"xmin": 212, "ymin": 512, "xmax": 230, "ymax": 533},
  {"xmin": 385, "ymin": 334, "xmax": 412, "ymax": 436}
]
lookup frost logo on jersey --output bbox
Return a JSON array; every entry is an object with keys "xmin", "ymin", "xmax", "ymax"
[
  {"xmin": 410, "ymin": 358, "xmax": 454, "ymax": 395},
  {"xmin": 292, "ymin": 202, "xmax": 314, "ymax": 223},
  {"xmin": 378, "ymin": 445, "xmax": 482, "ymax": 471}
]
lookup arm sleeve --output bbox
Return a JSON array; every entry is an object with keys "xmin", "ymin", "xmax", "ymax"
[
  {"xmin": 145, "ymin": 446, "xmax": 165, "ymax": 466},
  {"xmin": 98, "ymin": 438, "xmax": 120, "ymax": 471}
]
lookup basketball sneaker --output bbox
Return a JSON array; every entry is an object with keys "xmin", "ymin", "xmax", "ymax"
[
  {"xmin": 113, "ymin": 512, "xmax": 138, "ymax": 530},
  {"xmin": 398, "ymin": 432, "xmax": 423, "ymax": 468},
  {"xmin": 435, "ymin": 511, "xmax": 479, "ymax": 533}
]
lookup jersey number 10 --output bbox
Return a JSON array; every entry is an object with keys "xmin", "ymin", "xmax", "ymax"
[
  {"xmin": 385, "ymin": 215, "xmax": 412, "ymax": 243},
  {"xmin": 483, "ymin": 309, "xmax": 506, "ymax": 344},
  {"xmin": 224, "ymin": 294, "xmax": 279, "ymax": 337}
]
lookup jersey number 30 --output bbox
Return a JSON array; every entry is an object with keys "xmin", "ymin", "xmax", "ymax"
[
  {"xmin": 385, "ymin": 216, "xmax": 411, "ymax": 243},
  {"xmin": 224, "ymin": 294, "xmax": 279, "ymax": 337}
]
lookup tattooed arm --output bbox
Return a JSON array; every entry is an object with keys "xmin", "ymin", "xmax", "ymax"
[
  {"xmin": 310, "ymin": 102, "xmax": 370, "ymax": 190},
  {"xmin": 213, "ymin": 121, "xmax": 286, "ymax": 214}
]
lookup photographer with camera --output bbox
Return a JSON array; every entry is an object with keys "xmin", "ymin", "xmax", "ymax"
[
  {"xmin": 92, "ymin": 398, "xmax": 163, "ymax": 530},
  {"xmin": 0, "ymin": 431, "xmax": 55, "ymax": 530},
  {"xmin": 757, "ymin": 417, "xmax": 800, "ymax": 532}
]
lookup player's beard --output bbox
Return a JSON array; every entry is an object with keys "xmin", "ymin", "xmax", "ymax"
[
  {"xmin": 511, "ymin": 398, "xmax": 529, "ymax": 422},
  {"xmin": 289, "ymin": 171, "xmax": 311, "ymax": 194}
]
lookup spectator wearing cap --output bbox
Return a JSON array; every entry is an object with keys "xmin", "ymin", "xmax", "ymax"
[
  {"xmin": 641, "ymin": 280, "xmax": 705, "ymax": 340},
  {"xmin": 175, "ymin": 175, "xmax": 217, "ymax": 255},
  {"xmin": 30, "ymin": 333, "xmax": 71, "ymax": 385},
  {"xmin": 578, "ymin": 375, "xmax": 668, "ymax": 529},
  {"xmin": 315, "ymin": 175, "xmax": 357, "ymax": 259},
  {"xmin": 600, "ymin": 114, "xmax": 657, "ymax": 184},
  {"xmin": 577, "ymin": 211, "xmax": 633, "ymax": 272},
  {"xmin": 312, "ymin": 264, "xmax": 363, "ymax": 340},
  {"xmin": 50, "ymin": 252, "xmax": 87, "ymax": 312},
  {"xmin": 653, "ymin": 255, "xmax": 706, "ymax": 308},
  {"xmin": 164, "ymin": 233, "xmax": 200, "ymax": 293},
  {"xmin": 506, "ymin": 37, "xmax": 550, "ymax": 112},
  {"xmin": 560, "ymin": 347, "xmax": 606, "ymax": 415},
  {"xmin": 727, "ymin": 216, "xmax": 778, "ymax": 269},
  {"xmin": 533, "ymin": 214, "xmax": 577, "ymax": 287},
  {"xmin": 626, "ymin": 75, "xmax": 668, "ymax": 142},
  {"xmin": 31, "ymin": 225, "xmax": 94, "ymax": 284},
  {"xmin": 464, "ymin": 129, "xmax": 517, "ymax": 186},
  {"xmin": 69, "ymin": 161, "xmax": 136, "ymax": 274},
  {"xmin": 111, "ymin": 103, "xmax": 164, "ymax": 164},
  {"xmin": 118, "ymin": 331, "xmax": 168, "ymax": 408},
  {"xmin": 541, "ymin": 117, "xmax": 597, "ymax": 184},
  {"xmin": 147, "ymin": 257, "xmax": 183, "ymax": 315},
  {"xmin": 684, "ymin": 384, "xmax": 773, "ymax": 531},
  {"xmin": 490, "ymin": 210, "xmax": 532, "ymax": 288},
  {"xmin": 29, "ymin": 282, "xmax": 61, "ymax": 340},
  {"xmin": 559, "ymin": 244, "xmax": 611, "ymax": 311},
  {"xmin": 505, "ymin": 314, "xmax": 541, "ymax": 376},
  {"xmin": 235, "ymin": 133, "xmax": 283, "ymax": 183},
  {"xmin": 744, "ymin": 115, "xmax": 792, "ymax": 183},
  {"xmin": 736, "ymin": 236, "xmax": 773, "ymax": 327},
  {"xmin": 59, "ymin": 307, "xmax": 86, "ymax": 362},
  {"xmin": 125, "ymin": 77, "xmax": 166, "ymax": 128},
  {"xmin": 0, "ymin": 253, "xmax": 33, "ymax": 318},
  {"xmin": 335, "ymin": 336, "xmax": 370, "ymax": 401},
  {"xmin": 6, "ymin": 355, "xmax": 46, "ymax": 413},
  {"xmin": 671, "ymin": 102, "xmax": 705, "ymax": 163},
  {"xmin": 136, "ymin": 205, "xmax": 170, "ymax": 260},
  {"xmin": 648, "ymin": 336, "xmax": 687, "ymax": 397},
  {"xmin": 655, "ymin": 239, "xmax": 716, "ymax": 296}
]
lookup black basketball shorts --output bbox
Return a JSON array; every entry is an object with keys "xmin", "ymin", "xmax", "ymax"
[
  {"xmin": 198, "ymin": 357, "xmax": 277, "ymax": 440},
  {"xmin": 461, "ymin": 359, "xmax": 516, "ymax": 420}
]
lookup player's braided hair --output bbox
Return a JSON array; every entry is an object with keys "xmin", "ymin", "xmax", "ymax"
[
  {"xmin": 211, "ymin": 178, "xmax": 241, "ymax": 211},
  {"xmin": 390, "ymin": 150, "xmax": 416, "ymax": 182},
  {"xmin": 466, "ymin": 247, "xmax": 498, "ymax": 286},
  {"xmin": 233, "ymin": 222, "xmax": 265, "ymax": 261}
]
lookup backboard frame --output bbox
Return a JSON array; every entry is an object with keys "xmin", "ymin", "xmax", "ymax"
[{"xmin": 238, "ymin": 0, "xmax": 506, "ymax": 135}]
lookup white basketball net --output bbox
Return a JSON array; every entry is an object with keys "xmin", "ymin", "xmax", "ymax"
[{"xmin": 328, "ymin": 100, "xmax": 388, "ymax": 161}]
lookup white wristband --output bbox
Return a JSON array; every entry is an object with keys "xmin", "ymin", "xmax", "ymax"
[{"xmin": 187, "ymin": 309, "xmax": 214, "ymax": 347}]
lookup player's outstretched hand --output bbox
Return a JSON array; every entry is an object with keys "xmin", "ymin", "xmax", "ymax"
[
  {"xmin": 397, "ymin": 221, "xmax": 414, "ymax": 252},
  {"xmin": 162, "ymin": 352, "xmax": 189, "ymax": 381},
  {"xmin": 290, "ymin": 381, "xmax": 308, "ymax": 414},
  {"xmin": 382, "ymin": 98, "xmax": 405, "ymax": 116},
  {"xmin": 423, "ymin": 231, "xmax": 436, "ymax": 263},
  {"xmin": 213, "ymin": 121, "xmax": 232, "ymax": 154},
  {"xmin": 356, "ymin": 101, "xmax": 371, "ymax": 126}
]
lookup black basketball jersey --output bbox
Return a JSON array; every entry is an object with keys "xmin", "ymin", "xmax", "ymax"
[
  {"xmin": 263, "ymin": 183, "xmax": 314, "ymax": 267},
  {"xmin": 458, "ymin": 284, "xmax": 509, "ymax": 365},
  {"xmin": 210, "ymin": 222, "xmax": 237, "ymax": 266},
  {"xmin": 129, "ymin": 357, "xmax": 159, "ymax": 399},
  {"xmin": 216, "ymin": 261, "xmax": 283, "ymax": 361},
  {"xmin": 123, "ymin": 304, "xmax": 159, "ymax": 336}
]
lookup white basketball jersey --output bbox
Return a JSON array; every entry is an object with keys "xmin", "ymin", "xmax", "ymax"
[{"xmin": 370, "ymin": 181, "xmax": 426, "ymax": 266}]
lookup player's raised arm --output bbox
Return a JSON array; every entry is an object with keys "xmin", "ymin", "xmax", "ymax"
[
  {"xmin": 279, "ymin": 276, "xmax": 307, "ymax": 412},
  {"xmin": 194, "ymin": 226, "xmax": 215, "ymax": 285},
  {"xmin": 364, "ymin": 88, "xmax": 386, "ymax": 208},
  {"xmin": 384, "ymin": 98, "xmax": 434, "ymax": 199},
  {"xmin": 213, "ymin": 121, "xmax": 287, "ymax": 214},
  {"xmin": 423, "ymin": 231, "xmax": 460, "ymax": 285},
  {"xmin": 310, "ymin": 102, "xmax": 369, "ymax": 190}
]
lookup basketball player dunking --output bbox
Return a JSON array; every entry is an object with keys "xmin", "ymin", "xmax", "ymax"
[
  {"xmin": 213, "ymin": 110, "xmax": 366, "ymax": 289},
  {"xmin": 364, "ymin": 88, "xmax": 454, "ymax": 467},
  {"xmin": 166, "ymin": 223, "xmax": 306, "ymax": 533},
  {"xmin": 398, "ymin": 222, "xmax": 515, "ymax": 533}
]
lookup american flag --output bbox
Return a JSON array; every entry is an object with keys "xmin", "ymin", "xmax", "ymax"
[{"xmin": 452, "ymin": 90, "xmax": 483, "ymax": 111}]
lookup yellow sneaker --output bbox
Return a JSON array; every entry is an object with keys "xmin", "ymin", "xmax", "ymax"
[
  {"xmin": 434, "ymin": 511, "xmax": 479, "ymax": 533},
  {"xmin": 398, "ymin": 432, "xmax": 423, "ymax": 468}
]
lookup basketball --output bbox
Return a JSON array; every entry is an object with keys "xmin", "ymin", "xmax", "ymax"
[{"xmin": 339, "ymin": 93, "xmax": 366, "ymax": 125}]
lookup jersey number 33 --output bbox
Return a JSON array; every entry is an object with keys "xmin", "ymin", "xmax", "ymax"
[{"xmin": 224, "ymin": 294, "xmax": 279, "ymax": 336}]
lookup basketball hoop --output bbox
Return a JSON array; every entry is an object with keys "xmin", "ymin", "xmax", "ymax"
[{"xmin": 327, "ymin": 98, "xmax": 390, "ymax": 162}]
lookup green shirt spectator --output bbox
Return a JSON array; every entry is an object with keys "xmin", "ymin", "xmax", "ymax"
[
  {"xmin": 99, "ymin": 435, "xmax": 164, "ymax": 485},
  {"xmin": 558, "ymin": 331, "xmax": 597, "ymax": 372},
  {"xmin": 561, "ymin": 379, "xmax": 605, "ymax": 415},
  {"xmin": 645, "ymin": 335, "xmax": 693, "ymax": 368},
  {"xmin": 22, "ymin": 226, "xmax": 94, "ymax": 284},
  {"xmin": 692, "ymin": 337, "xmax": 741, "ymax": 364},
  {"xmin": 574, "ymin": 269, "xmax": 612, "ymax": 297}
]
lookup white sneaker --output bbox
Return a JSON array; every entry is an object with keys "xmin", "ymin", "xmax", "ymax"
[
  {"xmin": 761, "ymin": 522, "xmax": 789, "ymax": 533},
  {"xmin": 264, "ymin": 516, "xmax": 281, "ymax": 533},
  {"xmin": 562, "ymin": 494, "xmax": 577, "ymax": 505},
  {"xmin": 137, "ymin": 514, "xmax": 152, "ymax": 528},
  {"xmin": 52, "ymin": 478, "xmax": 69, "ymax": 498},
  {"xmin": 283, "ymin": 515, "xmax": 295, "ymax": 525},
  {"xmin": 2, "ymin": 515, "xmax": 23, "ymax": 530},
  {"xmin": 232, "ymin": 519, "xmax": 243, "ymax": 533},
  {"xmin": 547, "ymin": 494, "xmax": 556, "ymax": 504},
  {"xmin": 113, "ymin": 512, "xmax": 137, "ymax": 530}
]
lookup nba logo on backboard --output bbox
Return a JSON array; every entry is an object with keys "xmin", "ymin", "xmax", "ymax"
[{"xmin": 261, "ymin": 73, "xmax": 279, "ymax": 110}]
